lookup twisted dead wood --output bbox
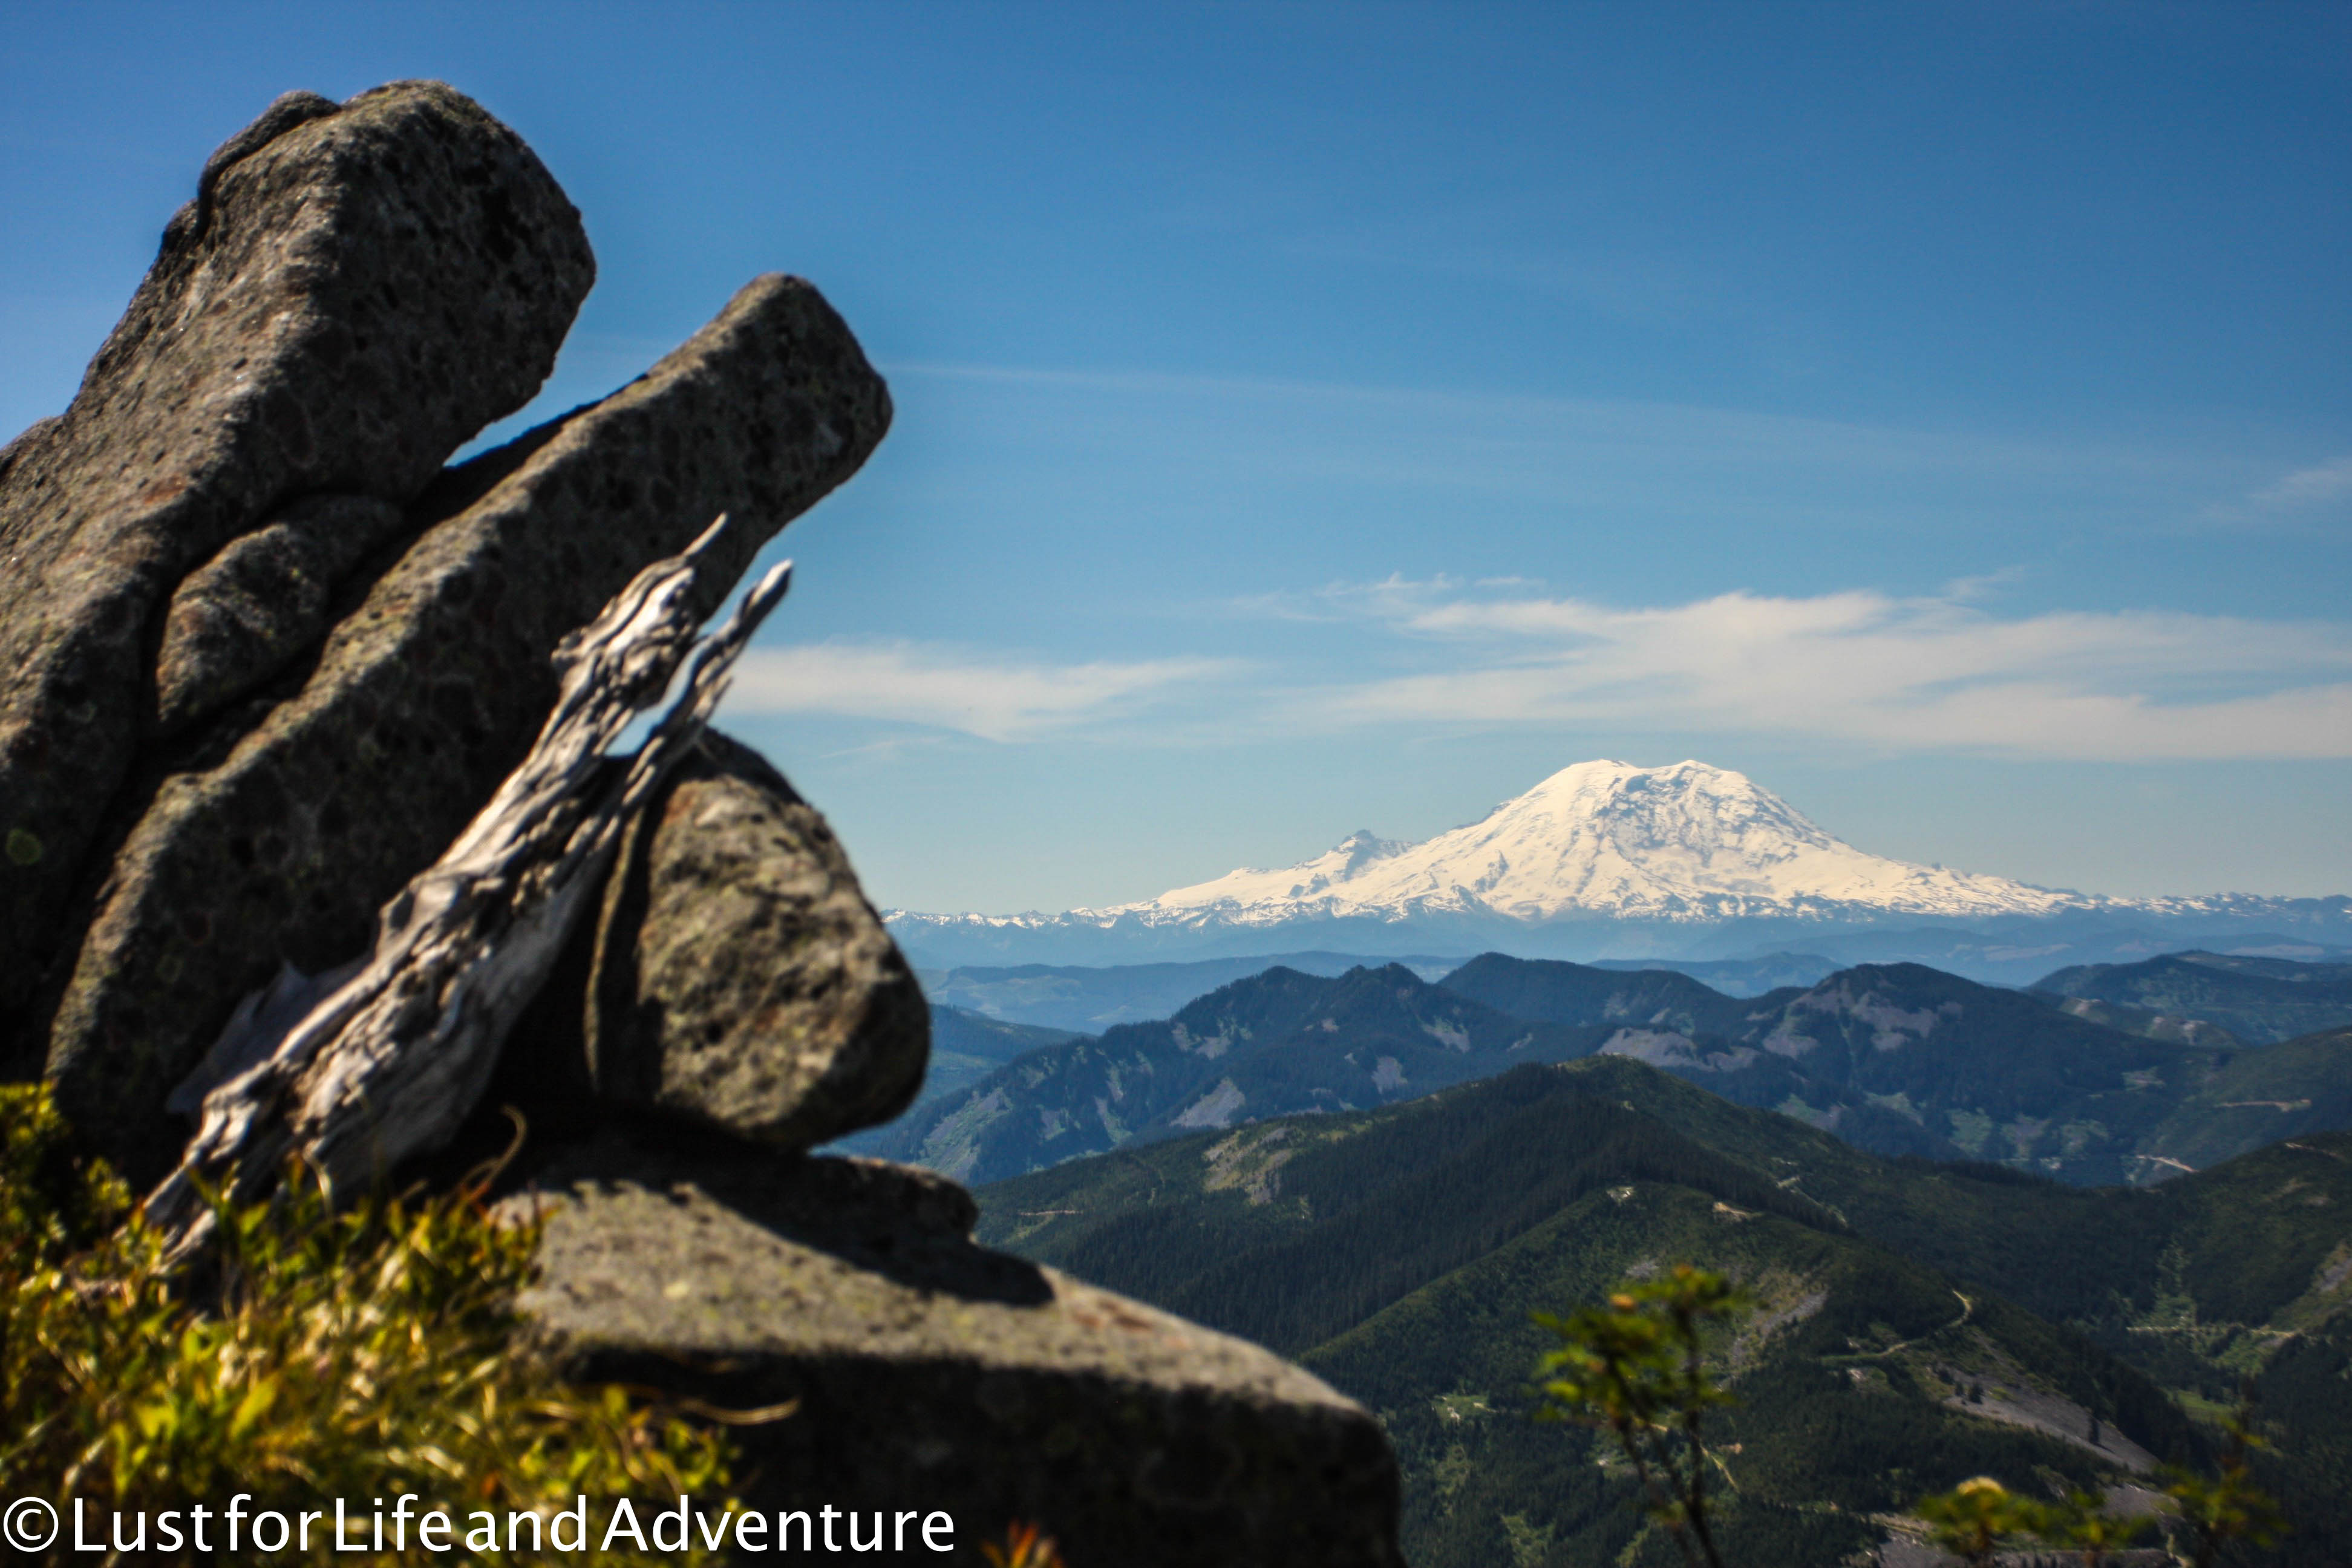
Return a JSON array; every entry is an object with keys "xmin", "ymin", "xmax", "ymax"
[{"xmin": 146, "ymin": 515, "xmax": 789, "ymax": 1255}]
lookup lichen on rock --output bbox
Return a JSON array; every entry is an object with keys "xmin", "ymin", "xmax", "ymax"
[
  {"xmin": 40, "ymin": 272, "xmax": 891, "ymax": 1181},
  {"xmin": 582, "ymin": 730, "xmax": 929, "ymax": 1151},
  {"xmin": 0, "ymin": 80, "xmax": 595, "ymax": 1023}
]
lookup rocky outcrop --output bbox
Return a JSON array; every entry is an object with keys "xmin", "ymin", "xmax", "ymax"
[
  {"xmin": 0, "ymin": 82, "xmax": 594, "ymax": 1020},
  {"xmin": 5, "ymin": 79, "xmax": 1407, "ymax": 1566},
  {"xmin": 41, "ymin": 273, "xmax": 891, "ymax": 1181},
  {"xmin": 504, "ymin": 1125, "xmax": 1406, "ymax": 1568},
  {"xmin": 581, "ymin": 730, "xmax": 929, "ymax": 1149}
]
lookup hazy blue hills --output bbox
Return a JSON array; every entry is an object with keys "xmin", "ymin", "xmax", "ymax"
[
  {"xmin": 1588, "ymin": 952, "xmax": 1840, "ymax": 996},
  {"xmin": 916, "ymin": 950, "xmax": 1465, "ymax": 1033},
  {"xmin": 974, "ymin": 1056, "xmax": 2352, "ymax": 1566},
  {"xmin": 918, "ymin": 949, "xmax": 1831, "ymax": 1032},
  {"xmin": 2031, "ymin": 950, "xmax": 2352, "ymax": 1045},
  {"xmin": 1708, "ymin": 915, "xmax": 2352, "ymax": 988}
]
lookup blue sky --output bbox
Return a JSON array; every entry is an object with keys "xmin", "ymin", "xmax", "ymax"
[{"xmin": 5, "ymin": 2, "xmax": 2347, "ymax": 910}]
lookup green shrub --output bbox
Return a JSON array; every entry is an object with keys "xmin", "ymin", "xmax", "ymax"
[
  {"xmin": 1535, "ymin": 1264, "xmax": 1749, "ymax": 1568},
  {"xmin": 0, "ymin": 1083, "xmax": 736, "ymax": 1564}
]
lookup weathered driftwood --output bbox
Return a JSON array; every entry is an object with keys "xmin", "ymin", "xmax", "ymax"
[{"xmin": 146, "ymin": 515, "xmax": 789, "ymax": 1254}]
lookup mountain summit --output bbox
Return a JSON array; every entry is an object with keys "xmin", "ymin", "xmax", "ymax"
[
  {"xmin": 1107, "ymin": 760, "xmax": 2080, "ymax": 927},
  {"xmin": 886, "ymin": 758, "xmax": 2350, "ymax": 970}
]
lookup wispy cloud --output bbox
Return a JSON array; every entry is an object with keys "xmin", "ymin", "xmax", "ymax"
[
  {"xmin": 724, "ymin": 582, "xmax": 2352, "ymax": 762},
  {"xmin": 2197, "ymin": 453, "xmax": 2352, "ymax": 528},
  {"xmin": 1293, "ymin": 581, "xmax": 2352, "ymax": 761},
  {"xmin": 2251, "ymin": 455, "xmax": 2352, "ymax": 510},
  {"xmin": 725, "ymin": 642, "xmax": 1235, "ymax": 742}
]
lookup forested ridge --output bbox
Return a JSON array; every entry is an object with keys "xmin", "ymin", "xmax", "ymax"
[{"xmin": 979, "ymin": 1056, "xmax": 2352, "ymax": 1565}]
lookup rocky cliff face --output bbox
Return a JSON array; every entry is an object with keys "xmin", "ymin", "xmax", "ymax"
[{"xmin": 0, "ymin": 82, "xmax": 1402, "ymax": 1566}]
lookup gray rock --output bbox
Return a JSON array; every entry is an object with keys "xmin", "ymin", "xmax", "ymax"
[
  {"xmin": 582, "ymin": 730, "xmax": 928, "ymax": 1149},
  {"xmin": 153, "ymin": 494, "xmax": 409, "ymax": 734},
  {"xmin": 503, "ymin": 1128, "xmax": 1406, "ymax": 1568},
  {"xmin": 0, "ymin": 82, "xmax": 595, "ymax": 1019},
  {"xmin": 42, "ymin": 273, "xmax": 891, "ymax": 1183}
]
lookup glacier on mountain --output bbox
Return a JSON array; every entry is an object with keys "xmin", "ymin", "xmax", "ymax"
[
  {"xmin": 886, "ymin": 759, "xmax": 2351, "ymax": 971},
  {"xmin": 1103, "ymin": 760, "xmax": 2085, "ymax": 927}
]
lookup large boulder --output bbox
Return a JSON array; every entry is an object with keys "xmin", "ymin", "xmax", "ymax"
[
  {"xmin": 40, "ymin": 274, "xmax": 892, "ymax": 1182},
  {"xmin": 0, "ymin": 82, "xmax": 595, "ymax": 1022},
  {"xmin": 503, "ymin": 1125, "xmax": 1407, "ymax": 1568},
  {"xmin": 580, "ymin": 730, "xmax": 929, "ymax": 1150}
]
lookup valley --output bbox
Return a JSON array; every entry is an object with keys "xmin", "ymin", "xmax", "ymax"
[
  {"xmin": 970, "ymin": 1056, "xmax": 2352, "ymax": 1566},
  {"xmin": 833, "ymin": 939, "xmax": 2352, "ymax": 1562}
]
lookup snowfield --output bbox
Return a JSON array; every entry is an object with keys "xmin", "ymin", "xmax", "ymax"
[
  {"xmin": 886, "ymin": 759, "xmax": 2347, "ymax": 950},
  {"xmin": 1099, "ymin": 760, "xmax": 2087, "ymax": 926}
]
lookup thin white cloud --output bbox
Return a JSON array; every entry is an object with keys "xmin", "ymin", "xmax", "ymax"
[
  {"xmin": 2252, "ymin": 454, "xmax": 2352, "ymax": 509},
  {"xmin": 725, "ymin": 642, "xmax": 1235, "ymax": 743},
  {"xmin": 722, "ymin": 584, "xmax": 2352, "ymax": 762},
  {"xmin": 1304, "ymin": 584, "xmax": 2352, "ymax": 762},
  {"xmin": 2198, "ymin": 454, "xmax": 2352, "ymax": 528}
]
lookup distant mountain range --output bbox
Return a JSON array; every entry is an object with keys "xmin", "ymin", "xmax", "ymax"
[
  {"xmin": 973, "ymin": 1055, "xmax": 2352, "ymax": 1567},
  {"xmin": 915, "ymin": 950, "xmax": 1469, "ymax": 1034},
  {"xmin": 855, "ymin": 950, "xmax": 2352, "ymax": 1189},
  {"xmin": 886, "ymin": 760, "xmax": 2352, "ymax": 979}
]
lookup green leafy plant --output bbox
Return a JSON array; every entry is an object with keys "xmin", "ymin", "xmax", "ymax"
[
  {"xmin": 1534, "ymin": 1264, "xmax": 1750, "ymax": 1568},
  {"xmin": 2030, "ymin": 1488, "xmax": 2152, "ymax": 1567},
  {"xmin": 1910, "ymin": 1389, "xmax": 2282, "ymax": 1568},
  {"xmin": 1914, "ymin": 1475, "xmax": 2045, "ymax": 1565},
  {"xmin": 2158, "ymin": 1391, "xmax": 2287, "ymax": 1568},
  {"xmin": 0, "ymin": 1082, "xmax": 741, "ymax": 1564}
]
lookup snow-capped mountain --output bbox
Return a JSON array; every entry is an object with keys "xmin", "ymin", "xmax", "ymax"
[
  {"xmin": 1099, "ymin": 760, "xmax": 2086, "ymax": 927},
  {"xmin": 885, "ymin": 759, "xmax": 2350, "ymax": 972}
]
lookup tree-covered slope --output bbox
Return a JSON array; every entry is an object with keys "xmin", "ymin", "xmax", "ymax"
[
  {"xmin": 976, "ymin": 1059, "xmax": 2255, "ymax": 1567},
  {"xmin": 1320, "ymin": 1191, "xmax": 2186, "ymax": 1568},
  {"xmin": 1588, "ymin": 952, "xmax": 1841, "ymax": 996},
  {"xmin": 2031, "ymin": 951, "xmax": 2352, "ymax": 1046},
  {"xmin": 933, "ymin": 1003, "xmax": 1085, "ymax": 1063},
  {"xmin": 880, "ymin": 953, "xmax": 2352, "ymax": 1194},
  {"xmin": 1445, "ymin": 955, "xmax": 2220, "ymax": 1183},
  {"xmin": 1724, "ymin": 961, "xmax": 2206, "ymax": 1184},
  {"xmin": 2134, "ymin": 1026, "xmax": 2352, "ymax": 1176},
  {"xmin": 862, "ymin": 964, "xmax": 1615, "ymax": 1184},
  {"xmin": 1437, "ymin": 952, "xmax": 1772, "ymax": 1036}
]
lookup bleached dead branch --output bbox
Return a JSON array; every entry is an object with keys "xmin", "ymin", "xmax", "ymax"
[{"xmin": 147, "ymin": 514, "xmax": 788, "ymax": 1256}]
